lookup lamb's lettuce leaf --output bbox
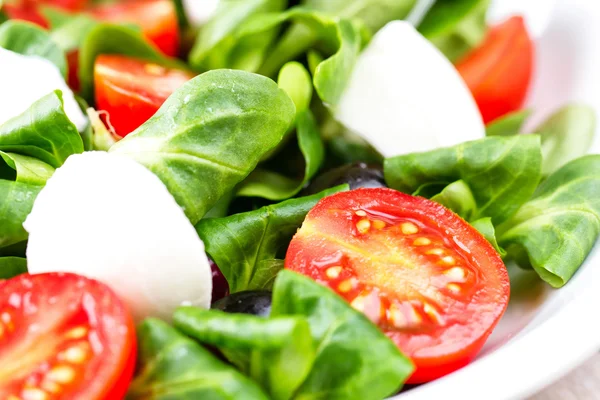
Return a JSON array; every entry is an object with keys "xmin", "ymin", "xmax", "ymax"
[
  {"xmin": 111, "ymin": 69, "xmax": 296, "ymax": 224},
  {"xmin": 0, "ymin": 180, "xmax": 40, "ymax": 249},
  {"xmin": 196, "ymin": 186, "xmax": 346, "ymax": 292},
  {"xmin": 384, "ymin": 135, "xmax": 542, "ymax": 224},
  {"xmin": 0, "ymin": 256, "xmax": 27, "ymax": 279},
  {"xmin": 485, "ymin": 109, "xmax": 531, "ymax": 137},
  {"xmin": 0, "ymin": 152, "xmax": 54, "ymax": 185},
  {"xmin": 127, "ymin": 318, "xmax": 270, "ymax": 400},
  {"xmin": 497, "ymin": 155, "xmax": 600, "ymax": 287}
]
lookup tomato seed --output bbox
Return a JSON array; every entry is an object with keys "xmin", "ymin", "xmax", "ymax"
[
  {"xmin": 440, "ymin": 256, "xmax": 455, "ymax": 265},
  {"xmin": 356, "ymin": 219, "xmax": 371, "ymax": 234},
  {"xmin": 355, "ymin": 210, "xmax": 367, "ymax": 217},
  {"xmin": 21, "ymin": 388, "xmax": 49, "ymax": 400},
  {"xmin": 425, "ymin": 248, "xmax": 444, "ymax": 256},
  {"xmin": 41, "ymin": 379, "xmax": 61, "ymax": 394},
  {"xmin": 63, "ymin": 326, "xmax": 88, "ymax": 340},
  {"xmin": 423, "ymin": 303, "xmax": 445, "ymax": 326},
  {"xmin": 400, "ymin": 222, "xmax": 419, "ymax": 235},
  {"xmin": 372, "ymin": 220, "xmax": 386, "ymax": 230},
  {"xmin": 325, "ymin": 266, "xmax": 342, "ymax": 279},
  {"xmin": 447, "ymin": 283, "xmax": 461, "ymax": 294},
  {"xmin": 444, "ymin": 267, "xmax": 466, "ymax": 281},
  {"xmin": 47, "ymin": 365, "xmax": 75, "ymax": 384},
  {"xmin": 338, "ymin": 279, "xmax": 356, "ymax": 293},
  {"xmin": 413, "ymin": 237, "xmax": 431, "ymax": 246}
]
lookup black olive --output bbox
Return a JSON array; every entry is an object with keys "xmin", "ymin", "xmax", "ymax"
[
  {"xmin": 304, "ymin": 162, "xmax": 386, "ymax": 195},
  {"xmin": 212, "ymin": 291, "xmax": 273, "ymax": 317},
  {"xmin": 209, "ymin": 258, "xmax": 230, "ymax": 303}
]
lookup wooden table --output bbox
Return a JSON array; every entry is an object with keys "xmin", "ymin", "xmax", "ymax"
[{"xmin": 529, "ymin": 353, "xmax": 600, "ymax": 399}]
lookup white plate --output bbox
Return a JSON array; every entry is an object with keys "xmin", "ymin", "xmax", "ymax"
[{"xmin": 391, "ymin": 1, "xmax": 600, "ymax": 399}]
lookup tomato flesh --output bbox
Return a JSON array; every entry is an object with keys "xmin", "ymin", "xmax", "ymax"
[
  {"xmin": 456, "ymin": 16, "xmax": 534, "ymax": 124},
  {"xmin": 3, "ymin": 4, "xmax": 49, "ymax": 28},
  {"xmin": 285, "ymin": 188, "xmax": 509, "ymax": 383},
  {"xmin": 90, "ymin": 0, "xmax": 180, "ymax": 57},
  {"xmin": 0, "ymin": 273, "xmax": 136, "ymax": 399},
  {"xmin": 94, "ymin": 54, "xmax": 194, "ymax": 136}
]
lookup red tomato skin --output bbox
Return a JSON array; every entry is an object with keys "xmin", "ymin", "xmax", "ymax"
[
  {"xmin": 94, "ymin": 54, "xmax": 194, "ymax": 136},
  {"xmin": 456, "ymin": 16, "xmax": 534, "ymax": 124},
  {"xmin": 67, "ymin": 51, "xmax": 81, "ymax": 92},
  {"xmin": 3, "ymin": 4, "xmax": 49, "ymax": 28},
  {"xmin": 0, "ymin": 272, "xmax": 136, "ymax": 400},
  {"xmin": 90, "ymin": 0, "xmax": 180, "ymax": 57},
  {"xmin": 285, "ymin": 188, "xmax": 510, "ymax": 383},
  {"xmin": 41, "ymin": 0, "xmax": 88, "ymax": 11}
]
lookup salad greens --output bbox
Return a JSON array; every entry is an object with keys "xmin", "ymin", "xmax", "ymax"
[
  {"xmin": 0, "ymin": 256, "xmax": 27, "ymax": 279},
  {"xmin": 0, "ymin": 180, "xmax": 40, "ymax": 249},
  {"xmin": 196, "ymin": 186, "xmax": 347, "ymax": 293},
  {"xmin": 485, "ymin": 109, "xmax": 531, "ymax": 136},
  {"xmin": 0, "ymin": 152, "xmax": 55, "ymax": 185},
  {"xmin": 111, "ymin": 69, "xmax": 296, "ymax": 224}
]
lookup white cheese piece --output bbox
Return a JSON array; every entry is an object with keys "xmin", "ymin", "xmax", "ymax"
[
  {"xmin": 0, "ymin": 47, "xmax": 87, "ymax": 131},
  {"xmin": 24, "ymin": 152, "xmax": 212, "ymax": 321},
  {"xmin": 182, "ymin": 0, "xmax": 220, "ymax": 27},
  {"xmin": 335, "ymin": 21, "xmax": 485, "ymax": 158}
]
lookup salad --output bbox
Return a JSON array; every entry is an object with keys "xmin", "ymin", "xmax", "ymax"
[{"xmin": 0, "ymin": 0, "xmax": 598, "ymax": 399}]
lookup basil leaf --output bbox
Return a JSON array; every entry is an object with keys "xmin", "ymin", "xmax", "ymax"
[
  {"xmin": 0, "ymin": 91, "xmax": 83, "ymax": 168},
  {"xmin": 534, "ymin": 105, "xmax": 596, "ymax": 176},
  {"xmin": 430, "ymin": 180, "xmax": 476, "ymax": 220},
  {"xmin": 425, "ymin": 0, "xmax": 490, "ymax": 62},
  {"xmin": 0, "ymin": 152, "xmax": 54, "ymax": 185},
  {"xmin": 0, "ymin": 20, "xmax": 67, "ymax": 77},
  {"xmin": 111, "ymin": 70, "xmax": 296, "ymax": 224},
  {"xmin": 384, "ymin": 135, "xmax": 542, "ymax": 224},
  {"xmin": 174, "ymin": 308, "xmax": 315, "ymax": 400},
  {"xmin": 471, "ymin": 217, "xmax": 506, "ymax": 256},
  {"xmin": 271, "ymin": 270, "xmax": 414, "ymax": 399},
  {"xmin": 485, "ymin": 109, "xmax": 531, "ymax": 136},
  {"xmin": 0, "ymin": 256, "xmax": 27, "ymax": 279},
  {"xmin": 196, "ymin": 186, "xmax": 346, "ymax": 292},
  {"xmin": 127, "ymin": 318, "xmax": 270, "ymax": 400},
  {"xmin": 189, "ymin": 0, "xmax": 286, "ymax": 71},
  {"xmin": 0, "ymin": 180, "xmax": 41, "ymax": 249},
  {"xmin": 79, "ymin": 24, "xmax": 186, "ymax": 101},
  {"xmin": 497, "ymin": 155, "xmax": 600, "ymax": 287}
]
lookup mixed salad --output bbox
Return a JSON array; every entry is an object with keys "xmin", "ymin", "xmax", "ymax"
[{"xmin": 0, "ymin": 0, "xmax": 598, "ymax": 399}]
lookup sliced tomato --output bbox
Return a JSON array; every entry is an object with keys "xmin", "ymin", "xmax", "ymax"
[
  {"xmin": 90, "ymin": 0, "xmax": 180, "ymax": 56},
  {"xmin": 456, "ymin": 16, "xmax": 534, "ymax": 124},
  {"xmin": 3, "ymin": 4, "xmax": 49, "ymax": 28},
  {"xmin": 0, "ymin": 272, "xmax": 136, "ymax": 399},
  {"xmin": 39, "ymin": 0, "xmax": 88, "ymax": 11},
  {"xmin": 94, "ymin": 54, "xmax": 194, "ymax": 136},
  {"xmin": 285, "ymin": 188, "xmax": 509, "ymax": 383}
]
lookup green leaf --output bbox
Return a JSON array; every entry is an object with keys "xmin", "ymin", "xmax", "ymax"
[
  {"xmin": 79, "ymin": 23, "xmax": 186, "ymax": 101},
  {"xmin": 384, "ymin": 135, "xmax": 542, "ymax": 224},
  {"xmin": 277, "ymin": 61, "xmax": 313, "ymax": 113},
  {"xmin": 189, "ymin": 0, "xmax": 286, "ymax": 71},
  {"xmin": 0, "ymin": 20, "xmax": 67, "ymax": 77},
  {"xmin": 49, "ymin": 14, "xmax": 97, "ymax": 53},
  {"xmin": 237, "ymin": 109, "xmax": 324, "ymax": 200},
  {"xmin": 271, "ymin": 270, "xmax": 414, "ymax": 400},
  {"xmin": 426, "ymin": 0, "xmax": 490, "ymax": 63},
  {"xmin": 0, "ymin": 180, "xmax": 41, "ymax": 249},
  {"xmin": 127, "ymin": 318, "xmax": 270, "ymax": 400},
  {"xmin": 110, "ymin": 69, "xmax": 296, "ymax": 224},
  {"xmin": 497, "ymin": 155, "xmax": 600, "ymax": 287},
  {"xmin": 174, "ymin": 308, "xmax": 315, "ymax": 400},
  {"xmin": 430, "ymin": 180, "xmax": 476, "ymax": 220},
  {"xmin": 0, "ymin": 91, "xmax": 83, "ymax": 168},
  {"xmin": 534, "ymin": 105, "xmax": 596, "ymax": 176},
  {"xmin": 196, "ymin": 186, "xmax": 346, "ymax": 292},
  {"xmin": 0, "ymin": 256, "xmax": 27, "ymax": 279},
  {"xmin": 471, "ymin": 217, "xmax": 506, "ymax": 256},
  {"xmin": 0, "ymin": 152, "xmax": 54, "ymax": 185},
  {"xmin": 485, "ymin": 109, "xmax": 531, "ymax": 136}
]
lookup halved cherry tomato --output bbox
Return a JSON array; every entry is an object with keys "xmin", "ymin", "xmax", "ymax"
[
  {"xmin": 90, "ymin": 0, "xmax": 180, "ymax": 56},
  {"xmin": 3, "ymin": 4, "xmax": 49, "ymax": 28},
  {"xmin": 94, "ymin": 54, "xmax": 194, "ymax": 136},
  {"xmin": 285, "ymin": 188, "xmax": 509, "ymax": 383},
  {"xmin": 456, "ymin": 16, "xmax": 534, "ymax": 124},
  {"xmin": 0, "ymin": 272, "xmax": 136, "ymax": 399}
]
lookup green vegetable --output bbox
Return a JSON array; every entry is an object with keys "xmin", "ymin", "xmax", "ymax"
[
  {"xmin": 0, "ymin": 20, "xmax": 68, "ymax": 77},
  {"xmin": 189, "ymin": 0, "xmax": 286, "ymax": 71},
  {"xmin": 0, "ymin": 152, "xmax": 54, "ymax": 185},
  {"xmin": 0, "ymin": 180, "xmax": 41, "ymax": 249},
  {"xmin": 471, "ymin": 217, "xmax": 506, "ymax": 256},
  {"xmin": 111, "ymin": 69, "xmax": 296, "ymax": 224},
  {"xmin": 174, "ymin": 309, "xmax": 314, "ymax": 400},
  {"xmin": 534, "ymin": 105, "xmax": 596, "ymax": 176},
  {"xmin": 78, "ymin": 24, "xmax": 186, "ymax": 101},
  {"xmin": 384, "ymin": 135, "xmax": 542, "ymax": 224},
  {"xmin": 260, "ymin": 0, "xmax": 417, "ymax": 76},
  {"xmin": 0, "ymin": 91, "xmax": 83, "ymax": 168},
  {"xmin": 196, "ymin": 186, "xmax": 346, "ymax": 292},
  {"xmin": 277, "ymin": 61, "xmax": 313, "ymax": 112},
  {"xmin": 430, "ymin": 179, "xmax": 476, "ymax": 220},
  {"xmin": 485, "ymin": 109, "xmax": 531, "ymax": 136},
  {"xmin": 49, "ymin": 14, "xmax": 98, "ymax": 53},
  {"xmin": 424, "ymin": 0, "xmax": 490, "ymax": 62},
  {"xmin": 497, "ymin": 155, "xmax": 600, "ymax": 287},
  {"xmin": 271, "ymin": 270, "xmax": 414, "ymax": 399},
  {"xmin": 127, "ymin": 318, "xmax": 270, "ymax": 400},
  {"xmin": 0, "ymin": 256, "xmax": 27, "ymax": 279}
]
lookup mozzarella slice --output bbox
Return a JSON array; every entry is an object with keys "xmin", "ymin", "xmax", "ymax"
[
  {"xmin": 335, "ymin": 21, "xmax": 485, "ymax": 158},
  {"xmin": 0, "ymin": 47, "xmax": 87, "ymax": 131},
  {"xmin": 24, "ymin": 152, "xmax": 212, "ymax": 321},
  {"xmin": 182, "ymin": 0, "xmax": 220, "ymax": 27}
]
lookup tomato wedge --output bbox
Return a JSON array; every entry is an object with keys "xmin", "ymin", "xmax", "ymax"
[
  {"xmin": 3, "ymin": 4, "xmax": 49, "ymax": 28},
  {"xmin": 456, "ymin": 16, "xmax": 534, "ymax": 124},
  {"xmin": 90, "ymin": 0, "xmax": 180, "ymax": 57},
  {"xmin": 285, "ymin": 188, "xmax": 509, "ymax": 383},
  {"xmin": 0, "ymin": 272, "xmax": 136, "ymax": 399},
  {"xmin": 94, "ymin": 54, "xmax": 195, "ymax": 136}
]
